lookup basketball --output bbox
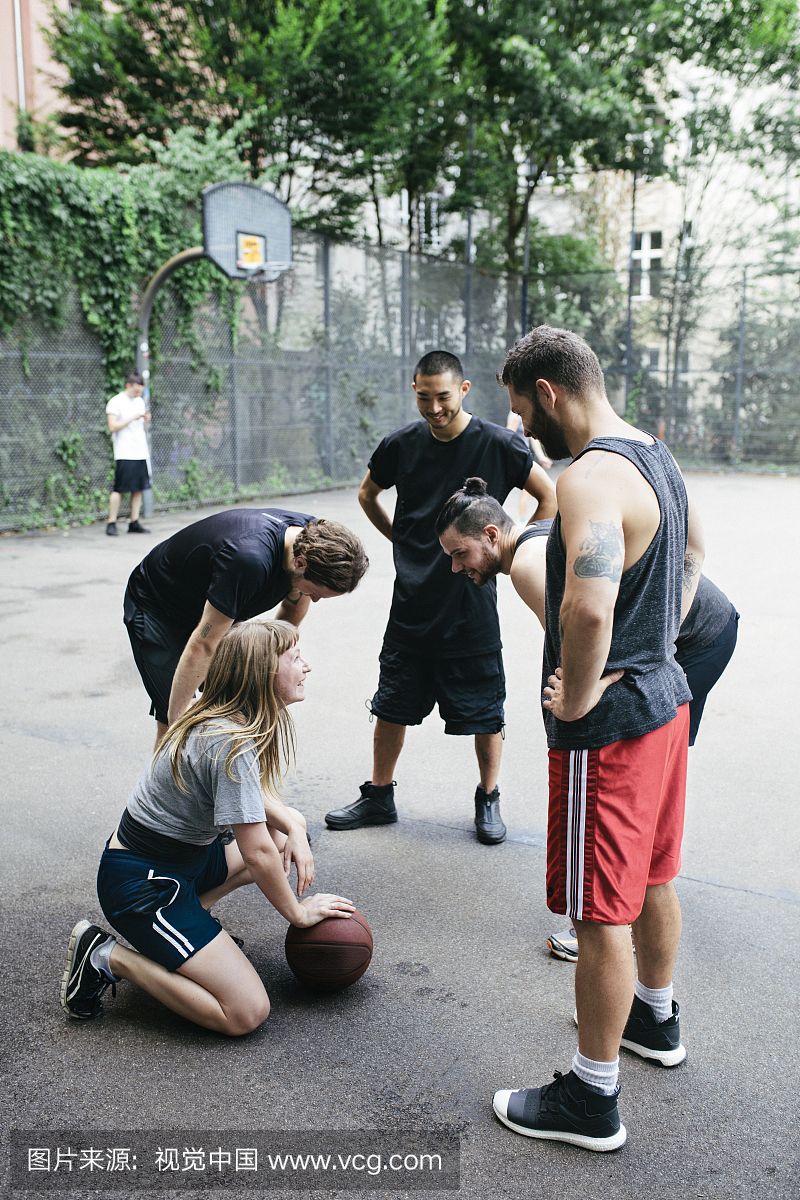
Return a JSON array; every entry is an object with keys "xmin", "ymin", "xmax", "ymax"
[{"xmin": 284, "ymin": 909, "xmax": 373, "ymax": 993}]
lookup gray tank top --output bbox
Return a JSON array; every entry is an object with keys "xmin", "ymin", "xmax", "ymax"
[
  {"xmin": 543, "ymin": 436, "xmax": 692, "ymax": 750},
  {"xmin": 676, "ymin": 574, "xmax": 732, "ymax": 658}
]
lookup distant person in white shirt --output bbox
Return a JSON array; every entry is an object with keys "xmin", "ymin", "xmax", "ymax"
[{"xmin": 106, "ymin": 372, "xmax": 151, "ymax": 536}]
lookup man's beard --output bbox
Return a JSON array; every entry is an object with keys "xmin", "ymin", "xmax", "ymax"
[
  {"xmin": 468, "ymin": 546, "xmax": 501, "ymax": 587},
  {"xmin": 526, "ymin": 399, "xmax": 572, "ymax": 461}
]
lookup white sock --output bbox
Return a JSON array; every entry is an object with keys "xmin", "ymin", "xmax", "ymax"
[
  {"xmin": 571, "ymin": 1049, "xmax": 619, "ymax": 1096},
  {"xmin": 90, "ymin": 937, "xmax": 120, "ymax": 981},
  {"xmin": 634, "ymin": 978, "xmax": 673, "ymax": 1023}
]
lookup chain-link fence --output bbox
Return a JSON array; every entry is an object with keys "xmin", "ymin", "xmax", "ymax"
[{"xmin": 2, "ymin": 233, "xmax": 799, "ymax": 532}]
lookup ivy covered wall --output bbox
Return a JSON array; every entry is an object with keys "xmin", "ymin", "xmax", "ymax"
[{"xmin": 0, "ymin": 133, "xmax": 245, "ymax": 387}]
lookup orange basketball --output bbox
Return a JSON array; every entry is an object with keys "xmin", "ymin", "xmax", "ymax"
[{"xmin": 284, "ymin": 909, "xmax": 373, "ymax": 993}]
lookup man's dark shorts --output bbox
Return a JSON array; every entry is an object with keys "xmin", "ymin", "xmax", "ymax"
[
  {"xmin": 371, "ymin": 643, "xmax": 505, "ymax": 735},
  {"xmin": 124, "ymin": 586, "xmax": 191, "ymax": 726},
  {"xmin": 113, "ymin": 459, "xmax": 151, "ymax": 494},
  {"xmin": 679, "ymin": 603, "xmax": 739, "ymax": 747}
]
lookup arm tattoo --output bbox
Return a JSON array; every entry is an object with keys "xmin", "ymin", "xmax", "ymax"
[
  {"xmin": 573, "ymin": 521, "xmax": 624, "ymax": 582},
  {"xmin": 199, "ymin": 622, "xmax": 212, "ymax": 638},
  {"xmin": 683, "ymin": 551, "xmax": 700, "ymax": 593},
  {"xmin": 283, "ymin": 590, "xmax": 302, "ymax": 606}
]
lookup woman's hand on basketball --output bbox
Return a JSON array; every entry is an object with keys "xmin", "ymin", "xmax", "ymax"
[
  {"xmin": 283, "ymin": 827, "xmax": 315, "ymax": 896},
  {"xmin": 294, "ymin": 894, "xmax": 356, "ymax": 927}
]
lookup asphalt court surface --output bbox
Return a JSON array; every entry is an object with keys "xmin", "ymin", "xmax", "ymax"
[{"xmin": 1, "ymin": 471, "xmax": 799, "ymax": 1199}]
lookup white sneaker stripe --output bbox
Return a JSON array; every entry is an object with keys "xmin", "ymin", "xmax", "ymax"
[{"xmin": 66, "ymin": 933, "xmax": 103, "ymax": 1001}]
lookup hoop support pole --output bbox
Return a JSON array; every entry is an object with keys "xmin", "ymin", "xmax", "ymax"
[{"xmin": 136, "ymin": 247, "xmax": 206, "ymax": 383}]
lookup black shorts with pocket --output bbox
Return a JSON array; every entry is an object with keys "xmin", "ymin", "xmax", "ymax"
[
  {"xmin": 124, "ymin": 585, "xmax": 192, "ymax": 725},
  {"xmin": 371, "ymin": 642, "xmax": 505, "ymax": 735}
]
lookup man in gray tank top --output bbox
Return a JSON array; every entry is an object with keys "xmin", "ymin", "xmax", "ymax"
[{"xmin": 489, "ymin": 326, "xmax": 705, "ymax": 1154}]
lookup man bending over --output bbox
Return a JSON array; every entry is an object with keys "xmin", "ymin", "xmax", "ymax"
[{"xmin": 125, "ymin": 508, "xmax": 368, "ymax": 748}]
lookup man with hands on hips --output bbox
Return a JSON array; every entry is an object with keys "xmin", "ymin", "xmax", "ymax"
[{"xmin": 490, "ymin": 324, "xmax": 704, "ymax": 1154}]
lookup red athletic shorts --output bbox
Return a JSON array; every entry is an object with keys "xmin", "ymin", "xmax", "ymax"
[{"xmin": 546, "ymin": 705, "xmax": 689, "ymax": 925}]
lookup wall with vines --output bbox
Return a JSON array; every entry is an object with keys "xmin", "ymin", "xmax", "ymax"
[{"xmin": 0, "ymin": 143, "xmax": 248, "ymax": 529}]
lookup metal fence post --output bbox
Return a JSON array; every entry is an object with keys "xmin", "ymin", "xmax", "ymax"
[
  {"xmin": 624, "ymin": 173, "xmax": 638, "ymax": 404},
  {"xmin": 229, "ymin": 295, "xmax": 240, "ymax": 492},
  {"xmin": 401, "ymin": 250, "xmax": 411, "ymax": 420},
  {"xmin": 733, "ymin": 267, "xmax": 748, "ymax": 467},
  {"xmin": 322, "ymin": 237, "xmax": 334, "ymax": 478},
  {"xmin": 463, "ymin": 116, "xmax": 474, "ymax": 376},
  {"xmin": 520, "ymin": 154, "xmax": 534, "ymax": 337},
  {"xmin": 464, "ymin": 213, "xmax": 473, "ymax": 377}
]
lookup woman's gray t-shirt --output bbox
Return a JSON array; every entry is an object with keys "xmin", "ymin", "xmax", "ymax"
[{"xmin": 126, "ymin": 722, "xmax": 267, "ymax": 845}]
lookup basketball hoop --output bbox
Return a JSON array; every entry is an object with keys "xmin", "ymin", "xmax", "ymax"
[{"xmin": 204, "ymin": 185, "xmax": 293, "ymax": 281}]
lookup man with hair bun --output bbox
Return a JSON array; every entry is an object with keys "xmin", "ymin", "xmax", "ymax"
[
  {"xmin": 436, "ymin": 477, "xmax": 550, "ymax": 622},
  {"xmin": 324, "ymin": 349, "xmax": 556, "ymax": 843},
  {"xmin": 124, "ymin": 508, "xmax": 368, "ymax": 750}
]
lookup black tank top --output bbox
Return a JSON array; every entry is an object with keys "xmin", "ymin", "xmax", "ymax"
[
  {"xmin": 513, "ymin": 519, "xmax": 554, "ymax": 552},
  {"xmin": 543, "ymin": 436, "xmax": 692, "ymax": 750}
]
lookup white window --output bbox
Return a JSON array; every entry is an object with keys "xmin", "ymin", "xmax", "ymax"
[{"xmin": 632, "ymin": 231, "xmax": 662, "ymax": 299}]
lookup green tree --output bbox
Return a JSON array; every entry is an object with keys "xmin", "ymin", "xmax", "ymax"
[
  {"xmin": 46, "ymin": 0, "xmax": 800, "ymax": 251},
  {"xmin": 47, "ymin": 0, "xmax": 452, "ymax": 238},
  {"xmin": 442, "ymin": 0, "xmax": 800, "ymax": 341}
]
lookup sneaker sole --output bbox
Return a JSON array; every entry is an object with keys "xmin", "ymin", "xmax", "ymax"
[
  {"xmin": 547, "ymin": 938, "xmax": 578, "ymax": 962},
  {"xmin": 60, "ymin": 920, "xmax": 103, "ymax": 1019},
  {"xmin": 475, "ymin": 830, "xmax": 506, "ymax": 845},
  {"xmin": 324, "ymin": 814, "xmax": 398, "ymax": 830},
  {"xmin": 573, "ymin": 1009, "xmax": 687, "ymax": 1067},
  {"xmin": 620, "ymin": 1037, "xmax": 687, "ymax": 1067},
  {"xmin": 493, "ymin": 1101, "xmax": 627, "ymax": 1152}
]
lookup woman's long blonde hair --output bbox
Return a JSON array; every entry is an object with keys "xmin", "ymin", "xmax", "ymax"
[{"xmin": 159, "ymin": 619, "xmax": 299, "ymax": 797}]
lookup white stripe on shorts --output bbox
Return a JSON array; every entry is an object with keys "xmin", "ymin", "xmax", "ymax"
[
  {"xmin": 565, "ymin": 750, "xmax": 588, "ymax": 921},
  {"xmin": 147, "ymin": 868, "xmax": 196, "ymax": 959}
]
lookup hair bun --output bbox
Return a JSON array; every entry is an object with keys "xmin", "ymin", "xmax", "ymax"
[{"xmin": 462, "ymin": 477, "xmax": 488, "ymax": 497}]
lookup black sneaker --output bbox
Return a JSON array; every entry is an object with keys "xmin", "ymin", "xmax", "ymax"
[
  {"xmin": 325, "ymin": 782, "xmax": 398, "ymax": 830},
  {"xmin": 493, "ymin": 1070, "xmax": 626, "ymax": 1152},
  {"xmin": 106, "ymin": 522, "xmax": 118, "ymax": 537},
  {"xmin": 547, "ymin": 927, "xmax": 578, "ymax": 961},
  {"xmin": 60, "ymin": 921, "xmax": 116, "ymax": 1020},
  {"xmin": 128, "ymin": 519, "xmax": 149, "ymax": 533},
  {"xmin": 474, "ymin": 785, "xmax": 506, "ymax": 844},
  {"xmin": 621, "ymin": 996, "xmax": 686, "ymax": 1067}
]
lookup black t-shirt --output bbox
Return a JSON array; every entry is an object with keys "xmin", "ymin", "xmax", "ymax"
[
  {"xmin": 126, "ymin": 508, "xmax": 314, "ymax": 629},
  {"xmin": 368, "ymin": 416, "xmax": 533, "ymax": 657}
]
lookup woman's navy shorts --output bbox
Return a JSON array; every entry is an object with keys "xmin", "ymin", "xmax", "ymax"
[{"xmin": 97, "ymin": 838, "xmax": 229, "ymax": 972}]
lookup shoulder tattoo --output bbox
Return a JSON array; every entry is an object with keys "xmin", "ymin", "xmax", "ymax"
[{"xmin": 573, "ymin": 520, "xmax": 623, "ymax": 582}]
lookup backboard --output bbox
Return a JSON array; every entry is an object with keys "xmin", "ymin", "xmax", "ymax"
[{"xmin": 202, "ymin": 182, "xmax": 292, "ymax": 281}]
